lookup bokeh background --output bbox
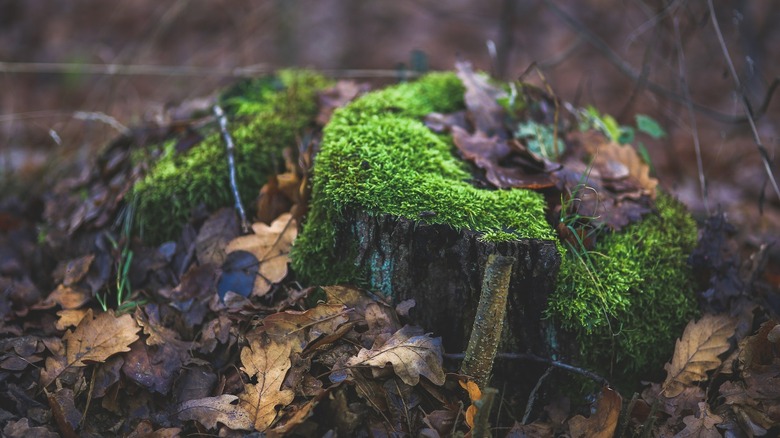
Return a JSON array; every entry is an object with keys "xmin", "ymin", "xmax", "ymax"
[{"xmin": 1, "ymin": 0, "xmax": 779, "ymax": 270}]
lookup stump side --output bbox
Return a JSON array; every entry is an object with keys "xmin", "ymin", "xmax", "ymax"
[{"xmin": 338, "ymin": 209, "xmax": 560, "ymax": 353}]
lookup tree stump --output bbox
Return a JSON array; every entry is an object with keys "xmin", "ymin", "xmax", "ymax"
[{"xmin": 337, "ymin": 209, "xmax": 561, "ymax": 354}]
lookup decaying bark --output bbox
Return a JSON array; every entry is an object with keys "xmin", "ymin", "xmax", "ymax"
[{"xmin": 335, "ymin": 209, "xmax": 561, "ymax": 355}]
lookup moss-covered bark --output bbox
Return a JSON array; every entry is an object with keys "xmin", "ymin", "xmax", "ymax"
[{"xmin": 131, "ymin": 71, "xmax": 330, "ymax": 243}]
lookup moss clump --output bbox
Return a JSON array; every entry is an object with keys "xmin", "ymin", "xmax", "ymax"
[
  {"xmin": 132, "ymin": 71, "xmax": 330, "ymax": 243},
  {"xmin": 291, "ymin": 73, "xmax": 557, "ymax": 285},
  {"xmin": 548, "ymin": 194, "xmax": 699, "ymax": 379}
]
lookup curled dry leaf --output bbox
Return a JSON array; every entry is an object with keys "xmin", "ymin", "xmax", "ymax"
[
  {"xmin": 459, "ymin": 379, "xmax": 482, "ymax": 429},
  {"xmin": 662, "ymin": 314, "xmax": 737, "ymax": 398},
  {"xmin": 346, "ymin": 325, "xmax": 445, "ymax": 386},
  {"xmin": 239, "ymin": 334, "xmax": 296, "ymax": 432},
  {"xmin": 224, "ymin": 213, "xmax": 297, "ymax": 297},
  {"xmin": 567, "ymin": 386, "xmax": 622, "ymax": 438}
]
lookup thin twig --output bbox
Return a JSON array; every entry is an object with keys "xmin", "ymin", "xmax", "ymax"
[
  {"xmin": 673, "ymin": 17, "xmax": 709, "ymax": 214},
  {"xmin": 0, "ymin": 61, "xmax": 422, "ymax": 79},
  {"xmin": 707, "ymin": 0, "xmax": 780, "ymax": 202},
  {"xmin": 523, "ymin": 366, "xmax": 552, "ymax": 424},
  {"xmin": 445, "ymin": 351, "xmax": 610, "ymax": 387},
  {"xmin": 213, "ymin": 104, "xmax": 250, "ymax": 234}
]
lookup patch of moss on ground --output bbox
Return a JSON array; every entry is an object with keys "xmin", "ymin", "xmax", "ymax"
[
  {"xmin": 547, "ymin": 194, "xmax": 699, "ymax": 380},
  {"xmin": 291, "ymin": 73, "xmax": 557, "ymax": 285},
  {"xmin": 132, "ymin": 70, "xmax": 330, "ymax": 243}
]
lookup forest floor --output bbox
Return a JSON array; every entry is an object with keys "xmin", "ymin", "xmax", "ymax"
[{"xmin": 1, "ymin": 2, "xmax": 779, "ymax": 437}]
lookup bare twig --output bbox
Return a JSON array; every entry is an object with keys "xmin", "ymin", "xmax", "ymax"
[
  {"xmin": 445, "ymin": 351, "xmax": 610, "ymax": 387},
  {"xmin": 707, "ymin": 0, "xmax": 780, "ymax": 202},
  {"xmin": 213, "ymin": 104, "xmax": 250, "ymax": 234},
  {"xmin": 540, "ymin": 0, "xmax": 778, "ymax": 125},
  {"xmin": 673, "ymin": 17, "xmax": 710, "ymax": 214},
  {"xmin": 522, "ymin": 366, "xmax": 552, "ymax": 424},
  {"xmin": 0, "ymin": 62, "xmax": 421, "ymax": 79}
]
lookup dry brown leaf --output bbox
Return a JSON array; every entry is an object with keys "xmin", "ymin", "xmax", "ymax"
[
  {"xmin": 459, "ymin": 379, "xmax": 482, "ymax": 429},
  {"xmin": 63, "ymin": 309, "xmax": 140, "ymax": 367},
  {"xmin": 316, "ymin": 80, "xmax": 370, "ymax": 126},
  {"xmin": 662, "ymin": 314, "xmax": 737, "ymax": 398},
  {"xmin": 195, "ymin": 207, "xmax": 240, "ymax": 267},
  {"xmin": 455, "ymin": 60, "xmax": 506, "ymax": 136},
  {"xmin": 674, "ymin": 402, "xmax": 723, "ymax": 438},
  {"xmin": 61, "ymin": 254, "xmax": 94, "ymax": 287},
  {"xmin": 178, "ymin": 394, "xmax": 253, "ymax": 431},
  {"xmin": 346, "ymin": 325, "xmax": 445, "ymax": 386},
  {"xmin": 224, "ymin": 213, "xmax": 297, "ymax": 297},
  {"xmin": 44, "ymin": 284, "xmax": 91, "ymax": 310},
  {"xmin": 567, "ymin": 386, "xmax": 622, "ymax": 438},
  {"xmin": 55, "ymin": 309, "xmax": 89, "ymax": 330},
  {"xmin": 239, "ymin": 334, "xmax": 295, "ymax": 431},
  {"xmin": 259, "ymin": 304, "xmax": 350, "ymax": 352}
]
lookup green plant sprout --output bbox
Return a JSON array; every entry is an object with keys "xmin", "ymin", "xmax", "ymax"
[{"xmin": 97, "ymin": 204, "xmax": 145, "ymax": 314}]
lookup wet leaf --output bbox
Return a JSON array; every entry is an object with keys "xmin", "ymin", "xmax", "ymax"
[
  {"xmin": 674, "ymin": 402, "xmax": 723, "ymax": 438},
  {"xmin": 567, "ymin": 386, "xmax": 621, "ymax": 438},
  {"xmin": 178, "ymin": 394, "xmax": 253, "ymax": 431},
  {"xmin": 238, "ymin": 333, "xmax": 295, "ymax": 431},
  {"xmin": 223, "ymin": 213, "xmax": 297, "ymax": 297},
  {"xmin": 347, "ymin": 325, "xmax": 445, "ymax": 386},
  {"xmin": 662, "ymin": 315, "xmax": 737, "ymax": 398},
  {"xmin": 46, "ymin": 388, "xmax": 80, "ymax": 438}
]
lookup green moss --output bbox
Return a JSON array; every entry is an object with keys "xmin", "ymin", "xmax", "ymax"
[
  {"xmin": 132, "ymin": 70, "xmax": 330, "ymax": 243},
  {"xmin": 548, "ymin": 194, "xmax": 699, "ymax": 380},
  {"xmin": 291, "ymin": 73, "xmax": 556, "ymax": 285}
]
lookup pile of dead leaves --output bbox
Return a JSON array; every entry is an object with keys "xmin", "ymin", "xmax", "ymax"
[{"xmin": 1, "ymin": 65, "xmax": 779, "ymax": 437}]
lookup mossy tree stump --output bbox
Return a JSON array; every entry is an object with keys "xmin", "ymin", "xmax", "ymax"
[{"xmin": 338, "ymin": 209, "xmax": 560, "ymax": 353}]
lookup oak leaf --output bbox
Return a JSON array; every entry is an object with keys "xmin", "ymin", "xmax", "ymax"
[
  {"xmin": 177, "ymin": 394, "xmax": 253, "ymax": 431},
  {"xmin": 63, "ymin": 309, "xmax": 140, "ymax": 367},
  {"xmin": 346, "ymin": 325, "xmax": 445, "ymax": 386},
  {"xmin": 239, "ymin": 334, "xmax": 295, "ymax": 431},
  {"xmin": 224, "ymin": 213, "xmax": 297, "ymax": 297},
  {"xmin": 674, "ymin": 402, "xmax": 723, "ymax": 438},
  {"xmin": 259, "ymin": 304, "xmax": 350, "ymax": 352},
  {"xmin": 662, "ymin": 315, "xmax": 737, "ymax": 398},
  {"xmin": 567, "ymin": 386, "xmax": 622, "ymax": 438}
]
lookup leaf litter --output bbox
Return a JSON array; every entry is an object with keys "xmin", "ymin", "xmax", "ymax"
[{"xmin": 0, "ymin": 62, "xmax": 778, "ymax": 437}]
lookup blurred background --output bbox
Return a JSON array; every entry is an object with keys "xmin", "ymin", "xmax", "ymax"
[{"xmin": 1, "ymin": 0, "xmax": 779, "ymax": 267}]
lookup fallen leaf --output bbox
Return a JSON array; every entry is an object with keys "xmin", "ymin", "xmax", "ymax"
[
  {"xmin": 238, "ymin": 333, "xmax": 296, "ymax": 431},
  {"xmin": 55, "ymin": 309, "xmax": 89, "ymax": 330},
  {"xmin": 662, "ymin": 314, "xmax": 737, "ymax": 398},
  {"xmin": 316, "ymin": 80, "xmax": 370, "ymax": 126},
  {"xmin": 674, "ymin": 402, "xmax": 723, "ymax": 438},
  {"xmin": 196, "ymin": 208, "xmax": 240, "ymax": 267},
  {"xmin": 2, "ymin": 418, "xmax": 59, "ymax": 438},
  {"xmin": 61, "ymin": 254, "xmax": 95, "ymax": 287},
  {"xmin": 506, "ymin": 421, "xmax": 555, "ymax": 437},
  {"xmin": 260, "ymin": 304, "xmax": 350, "ymax": 352},
  {"xmin": 42, "ymin": 284, "xmax": 91, "ymax": 310},
  {"xmin": 47, "ymin": 388, "xmax": 80, "ymax": 438},
  {"xmin": 455, "ymin": 60, "xmax": 507, "ymax": 137},
  {"xmin": 347, "ymin": 325, "xmax": 445, "ymax": 386},
  {"xmin": 567, "ymin": 386, "xmax": 622, "ymax": 438},
  {"xmin": 62, "ymin": 309, "xmax": 140, "ymax": 368},
  {"xmin": 459, "ymin": 379, "xmax": 482, "ymax": 429},
  {"xmin": 223, "ymin": 213, "xmax": 297, "ymax": 297},
  {"xmin": 452, "ymin": 126, "xmax": 556, "ymax": 190},
  {"xmin": 178, "ymin": 394, "xmax": 253, "ymax": 431}
]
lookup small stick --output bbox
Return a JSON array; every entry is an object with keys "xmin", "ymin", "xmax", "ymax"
[
  {"xmin": 213, "ymin": 104, "xmax": 250, "ymax": 234},
  {"xmin": 460, "ymin": 254, "xmax": 515, "ymax": 389}
]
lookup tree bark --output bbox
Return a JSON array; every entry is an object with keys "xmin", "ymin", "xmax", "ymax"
[{"xmin": 335, "ymin": 209, "xmax": 561, "ymax": 355}]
